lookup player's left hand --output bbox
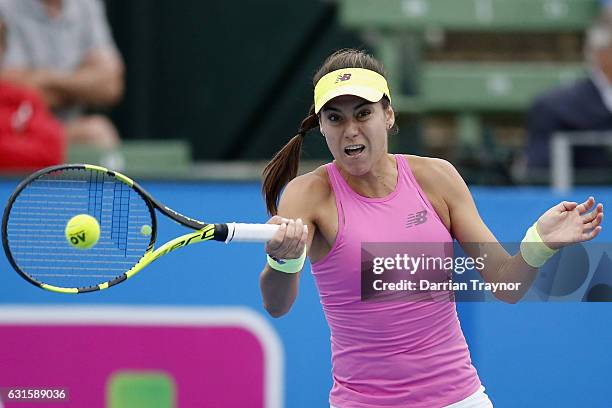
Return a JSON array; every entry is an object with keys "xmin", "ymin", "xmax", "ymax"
[{"xmin": 537, "ymin": 196, "xmax": 604, "ymax": 249}]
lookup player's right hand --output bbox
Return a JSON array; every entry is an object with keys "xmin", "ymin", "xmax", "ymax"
[{"xmin": 265, "ymin": 216, "xmax": 308, "ymax": 260}]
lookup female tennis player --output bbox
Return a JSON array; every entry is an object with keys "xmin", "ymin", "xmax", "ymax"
[{"xmin": 259, "ymin": 49, "xmax": 603, "ymax": 408}]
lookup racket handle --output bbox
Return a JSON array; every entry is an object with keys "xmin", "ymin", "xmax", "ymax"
[{"xmin": 225, "ymin": 223, "xmax": 280, "ymax": 243}]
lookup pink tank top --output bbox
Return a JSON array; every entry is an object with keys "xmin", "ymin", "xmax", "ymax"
[{"xmin": 311, "ymin": 155, "xmax": 481, "ymax": 408}]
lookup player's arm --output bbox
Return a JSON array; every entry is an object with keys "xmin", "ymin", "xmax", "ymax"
[
  {"xmin": 260, "ymin": 173, "xmax": 320, "ymax": 318},
  {"xmin": 437, "ymin": 159, "xmax": 603, "ymax": 303},
  {"xmin": 432, "ymin": 159, "xmax": 538, "ymax": 303}
]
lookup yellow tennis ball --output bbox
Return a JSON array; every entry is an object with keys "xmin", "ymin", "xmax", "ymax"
[
  {"xmin": 65, "ymin": 214, "xmax": 100, "ymax": 249},
  {"xmin": 140, "ymin": 224, "xmax": 152, "ymax": 236}
]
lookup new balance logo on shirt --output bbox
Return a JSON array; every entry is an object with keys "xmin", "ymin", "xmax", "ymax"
[{"xmin": 406, "ymin": 210, "xmax": 428, "ymax": 228}]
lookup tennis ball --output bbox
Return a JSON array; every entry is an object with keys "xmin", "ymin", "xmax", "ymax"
[
  {"xmin": 65, "ymin": 214, "xmax": 100, "ymax": 249},
  {"xmin": 140, "ymin": 224, "xmax": 152, "ymax": 236}
]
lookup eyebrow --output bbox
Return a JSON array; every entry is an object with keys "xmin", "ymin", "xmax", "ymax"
[{"xmin": 322, "ymin": 101, "xmax": 372, "ymax": 113}]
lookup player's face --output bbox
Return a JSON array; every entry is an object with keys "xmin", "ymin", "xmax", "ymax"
[{"xmin": 319, "ymin": 95, "xmax": 394, "ymax": 176}]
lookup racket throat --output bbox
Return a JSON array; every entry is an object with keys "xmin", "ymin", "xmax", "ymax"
[{"xmin": 213, "ymin": 224, "xmax": 230, "ymax": 242}]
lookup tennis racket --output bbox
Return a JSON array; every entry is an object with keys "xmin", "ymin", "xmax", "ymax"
[{"xmin": 2, "ymin": 164, "xmax": 279, "ymax": 294}]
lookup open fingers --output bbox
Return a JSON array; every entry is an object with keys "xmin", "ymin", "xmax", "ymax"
[
  {"xmin": 583, "ymin": 210, "xmax": 604, "ymax": 231},
  {"xmin": 582, "ymin": 203, "xmax": 603, "ymax": 223},
  {"xmin": 582, "ymin": 225, "xmax": 603, "ymax": 241},
  {"xmin": 575, "ymin": 196, "xmax": 595, "ymax": 215}
]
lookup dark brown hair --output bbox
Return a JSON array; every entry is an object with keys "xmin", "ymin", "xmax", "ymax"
[{"xmin": 261, "ymin": 49, "xmax": 391, "ymax": 215}]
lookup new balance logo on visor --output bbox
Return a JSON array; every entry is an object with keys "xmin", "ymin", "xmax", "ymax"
[
  {"xmin": 406, "ymin": 210, "xmax": 428, "ymax": 228},
  {"xmin": 335, "ymin": 73, "xmax": 352, "ymax": 83}
]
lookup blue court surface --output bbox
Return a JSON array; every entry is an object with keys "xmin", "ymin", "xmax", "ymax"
[{"xmin": 1, "ymin": 180, "xmax": 611, "ymax": 407}]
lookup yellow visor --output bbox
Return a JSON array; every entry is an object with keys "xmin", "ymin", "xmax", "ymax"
[{"xmin": 314, "ymin": 68, "xmax": 391, "ymax": 114}]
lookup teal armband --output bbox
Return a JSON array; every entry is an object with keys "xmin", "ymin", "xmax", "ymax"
[
  {"xmin": 520, "ymin": 222, "xmax": 557, "ymax": 268},
  {"xmin": 267, "ymin": 247, "xmax": 307, "ymax": 274}
]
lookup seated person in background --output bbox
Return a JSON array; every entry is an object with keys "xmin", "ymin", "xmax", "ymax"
[
  {"xmin": 0, "ymin": 0, "xmax": 124, "ymax": 154},
  {"xmin": 601, "ymin": 0, "xmax": 612, "ymax": 20},
  {"xmin": 0, "ymin": 14, "xmax": 64, "ymax": 171},
  {"xmin": 526, "ymin": 22, "xmax": 612, "ymax": 170}
]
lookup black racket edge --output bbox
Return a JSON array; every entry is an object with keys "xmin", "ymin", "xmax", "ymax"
[
  {"xmin": 139, "ymin": 185, "xmax": 229, "ymax": 241},
  {"xmin": 126, "ymin": 170, "xmax": 231, "ymax": 242}
]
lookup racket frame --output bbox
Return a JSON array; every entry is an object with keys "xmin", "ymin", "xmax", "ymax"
[{"xmin": 2, "ymin": 164, "xmax": 228, "ymax": 294}]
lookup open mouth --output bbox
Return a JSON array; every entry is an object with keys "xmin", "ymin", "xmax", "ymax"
[{"xmin": 344, "ymin": 144, "xmax": 365, "ymax": 156}]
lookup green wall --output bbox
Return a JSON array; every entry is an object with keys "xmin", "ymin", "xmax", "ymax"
[{"xmin": 105, "ymin": 0, "xmax": 363, "ymax": 160}]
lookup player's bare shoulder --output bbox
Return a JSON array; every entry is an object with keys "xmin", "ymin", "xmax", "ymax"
[
  {"xmin": 403, "ymin": 155, "xmax": 465, "ymax": 230},
  {"xmin": 404, "ymin": 155, "xmax": 463, "ymax": 194},
  {"xmin": 278, "ymin": 165, "xmax": 332, "ymax": 214}
]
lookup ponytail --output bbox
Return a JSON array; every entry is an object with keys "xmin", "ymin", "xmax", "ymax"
[{"xmin": 262, "ymin": 105, "xmax": 318, "ymax": 215}]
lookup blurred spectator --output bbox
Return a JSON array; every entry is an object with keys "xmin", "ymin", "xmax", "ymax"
[
  {"xmin": 0, "ymin": 0, "xmax": 124, "ymax": 153},
  {"xmin": 602, "ymin": 0, "xmax": 612, "ymax": 15},
  {"xmin": 525, "ymin": 22, "xmax": 612, "ymax": 170},
  {"xmin": 0, "ymin": 13, "xmax": 64, "ymax": 171}
]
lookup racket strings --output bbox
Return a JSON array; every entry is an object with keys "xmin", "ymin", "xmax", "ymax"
[
  {"xmin": 88, "ymin": 170, "xmax": 104, "ymax": 225},
  {"xmin": 6, "ymin": 168, "xmax": 153, "ymax": 289},
  {"xmin": 110, "ymin": 181, "xmax": 131, "ymax": 254}
]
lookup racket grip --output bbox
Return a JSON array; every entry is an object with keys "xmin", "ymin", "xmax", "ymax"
[{"xmin": 225, "ymin": 223, "xmax": 280, "ymax": 243}]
